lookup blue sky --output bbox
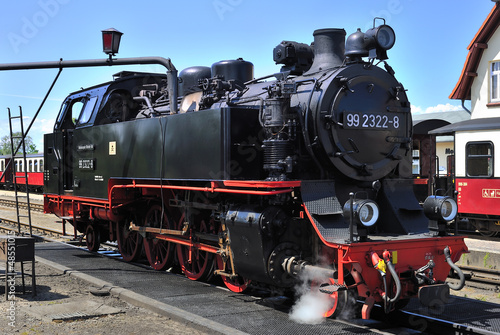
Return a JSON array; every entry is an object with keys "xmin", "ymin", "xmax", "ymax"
[{"xmin": 0, "ymin": 0, "xmax": 495, "ymax": 151}]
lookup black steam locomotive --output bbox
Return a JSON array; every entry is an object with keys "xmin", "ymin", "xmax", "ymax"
[{"xmin": 43, "ymin": 21, "xmax": 467, "ymax": 319}]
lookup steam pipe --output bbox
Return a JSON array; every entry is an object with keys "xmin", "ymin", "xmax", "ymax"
[
  {"xmin": 133, "ymin": 96, "xmax": 155, "ymax": 115},
  {"xmin": 444, "ymin": 246, "xmax": 466, "ymax": 290},
  {"xmin": 0, "ymin": 56, "xmax": 178, "ymax": 113},
  {"xmin": 281, "ymin": 256, "xmax": 334, "ymax": 279}
]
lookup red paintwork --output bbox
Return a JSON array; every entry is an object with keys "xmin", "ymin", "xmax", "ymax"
[
  {"xmin": 14, "ymin": 172, "xmax": 44, "ymax": 186},
  {"xmin": 456, "ymin": 178, "xmax": 500, "ymax": 216},
  {"xmin": 413, "ymin": 178, "xmax": 428, "ymax": 185},
  {"xmin": 302, "ymin": 199, "xmax": 468, "ymax": 307}
]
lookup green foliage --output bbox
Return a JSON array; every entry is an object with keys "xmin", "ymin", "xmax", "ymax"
[
  {"xmin": 0, "ymin": 132, "xmax": 38, "ymax": 155},
  {"xmin": 483, "ymin": 253, "xmax": 490, "ymax": 268}
]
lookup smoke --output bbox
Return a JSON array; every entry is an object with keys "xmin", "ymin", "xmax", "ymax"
[
  {"xmin": 289, "ymin": 287, "xmax": 333, "ymax": 324},
  {"xmin": 288, "ymin": 266, "xmax": 334, "ymax": 325},
  {"xmin": 288, "ymin": 264, "xmax": 358, "ymax": 324}
]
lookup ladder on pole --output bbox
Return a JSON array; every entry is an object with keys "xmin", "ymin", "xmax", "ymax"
[{"xmin": 8, "ymin": 107, "xmax": 33, "ymax": 236}]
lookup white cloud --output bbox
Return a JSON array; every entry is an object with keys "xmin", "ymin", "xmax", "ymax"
[{"xmin": 411, "ymin": 103, "xmax": 464, "ymax": 114}]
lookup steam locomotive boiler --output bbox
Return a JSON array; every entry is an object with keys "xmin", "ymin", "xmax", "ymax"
[{"xmin": 43, "ymin": 20, "xmax": 468, "ymax": 319}]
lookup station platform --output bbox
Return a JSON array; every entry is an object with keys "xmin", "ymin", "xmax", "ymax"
[
  {"xmin": 27, "ymin": 242, "xmax": 500, "ymax": 335},
  {"xmin": 461, "ymin": 238, "xmax": 500, "ymax": 270}
]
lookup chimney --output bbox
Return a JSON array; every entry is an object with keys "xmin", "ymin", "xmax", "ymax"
[{"xmin": 305, "ymin": 28, "xmax": 346, "ymax": 75}]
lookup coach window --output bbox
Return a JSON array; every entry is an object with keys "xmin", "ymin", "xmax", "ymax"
[
  {"xmin": 40, "ymin": 159, "xmax": 44, "ymax": 172},
  {"xmin": 466, "ymin": 141, "xmax": 493, "ymax": 177},
  {"xmin": 491, "ymin": 61, "xmax": 500, "ymax": 103},
  {"xmin": 29, "ymin": 160, "xmax": 33, "ymax": 172}
]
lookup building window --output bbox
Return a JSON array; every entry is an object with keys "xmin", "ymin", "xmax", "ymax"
[
  {"xmin": 491, "ymin": 61, "xmax": 500, "ymax": 103},
  {"xmin": 466, "ymin": 141, "xmax": 493, "ymax": 177}
]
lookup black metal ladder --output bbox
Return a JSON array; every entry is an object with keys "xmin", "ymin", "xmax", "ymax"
[{"xmin": 8, "ymin": 106, "xmax": 33, "ymax": 236}]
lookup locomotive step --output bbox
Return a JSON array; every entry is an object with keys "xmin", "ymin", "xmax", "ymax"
[{"xmin": 319, "ymin": 283, "xmax": 347, "ymax": 294}]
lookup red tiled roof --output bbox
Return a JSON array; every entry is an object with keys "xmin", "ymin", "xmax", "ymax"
[{"xmin": 449, "ymin": 3, "xmax": 500, "ymax": 100}]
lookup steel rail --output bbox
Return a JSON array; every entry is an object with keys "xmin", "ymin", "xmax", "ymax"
[
  {"xmin": 370, "ymin": 302, "xmax": 499, "ymax": 335},
  {"xmin": 0, "ymin": 198, "xmax": 43, "ymax": 212},
  {"xmin": 0, "ymin": 216, "xmax": 64, "ymax": 236}
]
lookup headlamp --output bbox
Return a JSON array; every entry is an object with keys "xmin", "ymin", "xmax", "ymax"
[
  {"xmin": 345, "ymin": 18, "xmax": 396, "ymax": 61},
  {"xmin": 423, "ymin": 196, "xmax": 458, "ymax": 222},
  {"xmin": 344, "ymin": 199, "xmax": 379, "ymax": 227},
  {"xmin": 366, "ymin": 25, "xmax": 395, "ymax": 51}
]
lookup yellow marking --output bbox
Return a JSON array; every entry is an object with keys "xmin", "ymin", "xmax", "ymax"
[
  {"xmin": 109, "ymin": 141, "xmax": 116, "ymax": 155},
  {"xmin": 376, "ymin": 259, "xmax": 386, "ymax": 273}
]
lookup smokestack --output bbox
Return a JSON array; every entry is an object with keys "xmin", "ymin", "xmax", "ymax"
[{"xmin": 305, "ymin": 28, "xmax": 346, "ymax": 75}]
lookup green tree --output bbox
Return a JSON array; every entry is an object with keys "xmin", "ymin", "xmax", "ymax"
[{"xmin": 0, "ymin": 132, "xmax": 38, "ymax": 155}]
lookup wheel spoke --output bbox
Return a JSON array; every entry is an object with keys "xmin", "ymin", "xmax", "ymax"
[
  {"xmin": 85, "ymin": 225, "xmax": 100, "ymax": 252},
  {"xmin": 216, "ymin": 255, "xmax": 250, "ymax": 293},
  {"xmin": 144, "ymin": 205, "xmax": 175, "ymax": 271},
  {"xmin": 117, "ymin": 220, "xmax": 142, "ymax": 262},
  {"xmin": 177, "ymin": 217, "xmax": 214, "ymax": 281}
]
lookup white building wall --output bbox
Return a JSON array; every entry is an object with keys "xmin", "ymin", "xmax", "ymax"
[
  {"xmin": 436, "ymin": 139, "xmax": 454, "ymax": 174},
  {"xmin": 471, "ymin": 28, "xmax": 500, "ymax": 118}
]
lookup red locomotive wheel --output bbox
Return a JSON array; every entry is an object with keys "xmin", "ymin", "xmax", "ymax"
[
  {"xmin": 176, "ymin": 215, "xmax": 214, "ymax": 281},
  {"xmin": 216, "ymin": 256, "xmax": 250, "ymax": 293},
  {"xmin": 116, "ymin": 219, "xmax": 143, "ymax": 262},
  {"xmin": 85, "ymin": 224, "xmax": 101, "ymax": 252},
  {"xmin": 143, "ymin": 205, "xmax": 175, "ymax": 271},
  {"xmin": 319, "ymin": 278, "xmax": 349, "ymax": 318}
]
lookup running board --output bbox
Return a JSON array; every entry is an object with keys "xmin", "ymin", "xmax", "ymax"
[{"xmin": 301, "ymin": 181, "xmax": 348, "ymax": 244}]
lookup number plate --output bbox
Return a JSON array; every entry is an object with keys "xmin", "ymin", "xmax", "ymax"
[{"xmin": 343, "ymin": 111, "xmax": 401, "ymax": 130}]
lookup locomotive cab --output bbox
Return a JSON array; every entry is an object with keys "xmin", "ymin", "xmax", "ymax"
[{"xmin": 44, "ymin": 72, "xmax": 167, "ymax": 197}]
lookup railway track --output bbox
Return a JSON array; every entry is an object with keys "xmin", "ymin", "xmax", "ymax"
[
  {"xmin": 460, "ymin": 265, "xmax": 500, "ymax": 286},
  {"xmin": 0, "ymin": 215, "xmax": 68, "ymax": 237},
  {"xmin": 0, "ymin": 198, "xmax": 44, "ymax": 212}
]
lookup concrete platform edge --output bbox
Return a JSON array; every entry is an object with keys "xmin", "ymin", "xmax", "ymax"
[{"xmin": 36, "ymin": 255, "xmax": 249, "ymax": 335}]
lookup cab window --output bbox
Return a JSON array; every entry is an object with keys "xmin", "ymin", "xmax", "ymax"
[
  {"xmin": 70, "ymin": 100, "xmax": 85, "ymax": 125},
  {"xmin": 77, "ymin": 96, "xmax": 98, "ymax": 125},
  {"xmin": 55, "ymin": 98, "xmax": 84, "ymax": 129},
  {"xmin": 55, "ymin": 96, "xmax": 95, "ymax": 129}
]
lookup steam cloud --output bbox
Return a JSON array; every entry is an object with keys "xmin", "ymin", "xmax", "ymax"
[
  {"xmin": 288, "ymin": 265, "xmax": 334, "ymax": 324},
  {"xmin": 289, "ymin": 287, "xmax": 333, "ymax": 324},
  {"xmin": 288, "ymin": 264, "xmax": 357, "ymax": 324}
]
